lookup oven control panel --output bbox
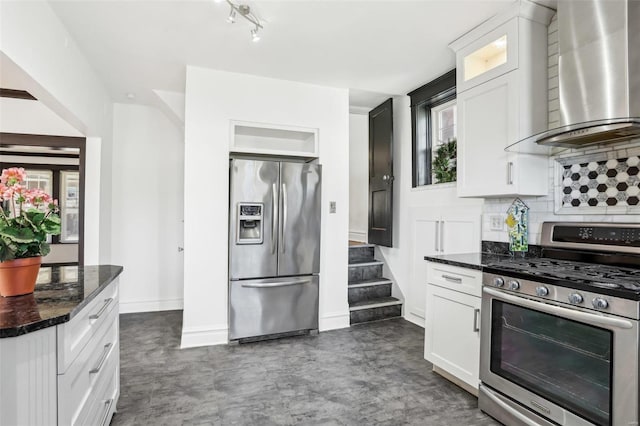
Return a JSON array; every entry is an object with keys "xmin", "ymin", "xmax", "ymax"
[
  {"xmin": 551, "ymin": 224, "xmax": 640, "ymax": 247},
  {"xmin": 482, "ymin": 272, "xmax": 639, "ymax": 320}
]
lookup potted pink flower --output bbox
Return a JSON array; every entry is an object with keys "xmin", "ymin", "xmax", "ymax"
[{"xmin": 0, "ymin": 167, "xmax": 61, "ymax": 297}]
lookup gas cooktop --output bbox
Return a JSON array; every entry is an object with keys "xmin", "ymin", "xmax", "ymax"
[
  {"xmin": 484, "ymin": 257, "xmax": 640, "ymax": 297},
  {"xmin": 483, "ymin": 222, "xmax": 640, "ymax": 301}
]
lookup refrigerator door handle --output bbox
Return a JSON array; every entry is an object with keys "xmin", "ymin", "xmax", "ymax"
[
  {"xmin": 271, "ymin": 183, "xmax": 277, "ymax": 254},
  {"xmin": 241, "ymin": 279, "xmax": 310, "ymax": 288},
  {"xmin": 281, "ymin": 183, "xmax": 287, "ymax": 253}
]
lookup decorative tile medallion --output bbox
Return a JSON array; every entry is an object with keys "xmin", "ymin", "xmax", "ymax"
[{"xmin": 561, "ymin": 156, "xmax": 640, "ymax": 207}]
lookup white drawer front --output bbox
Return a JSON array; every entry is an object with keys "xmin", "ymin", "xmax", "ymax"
[
  {"xmin": 58, "ymin": 279, "xmax": 119, "ymax": 373},
  {"xmin": 81, "ymin": 341, "xmax": 119, "ymax": 426},
  {"xmin": 426, "ymin": 262, "xmax": 482, "ymax": 297},
  {"xmin": 58, "ymin": 306, "xmax": 119, "ymax": 426}
]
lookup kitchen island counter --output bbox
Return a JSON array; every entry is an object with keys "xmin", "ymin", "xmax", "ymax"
[{"xmin": 0, "ymin": 265, "xmax": 123, "ymax": 338}]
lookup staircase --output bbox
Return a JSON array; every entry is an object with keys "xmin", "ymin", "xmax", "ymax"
[{"xmin": 348, "ymin": 244, "xmax": 402, "ymax": 324}]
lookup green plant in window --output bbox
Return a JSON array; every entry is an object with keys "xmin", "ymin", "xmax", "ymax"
[{"xmin": 432, "ymin": 138, "xmax": 457, "ymax": 183}]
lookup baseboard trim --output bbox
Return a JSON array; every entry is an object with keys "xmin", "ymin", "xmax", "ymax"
[
  {"xmin": 404, "ymin": 312, "xmax": 425, "ymax": 328},
  {"xmin": 348, "ymin": 231, "xmax": 367, "ymax": 243},
  {"xmin": 181, "ymin": 325, "xmax": 228, "ymax": 348},
  {"xmin": 119, "ymin": 298, "xmax": 183, "ymax": 314},
  {"xmin": 319, "ymin": 311, "xmax": 350, "ymax": 331}
]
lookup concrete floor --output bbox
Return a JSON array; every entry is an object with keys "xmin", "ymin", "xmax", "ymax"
[{"xmin": 112, "ymin": 311, "xmax": 500, "ymax": 425}]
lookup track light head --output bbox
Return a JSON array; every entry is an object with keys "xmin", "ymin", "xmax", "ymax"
[
  {"xmin": 251, "ymin": 27, "xmax": 260, "ymax": 42},
  {"xmin": 226, "ymin": 8, "xmax": 236, "ymax": 23}
]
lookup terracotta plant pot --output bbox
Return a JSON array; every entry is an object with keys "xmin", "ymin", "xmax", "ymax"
[{"xmin": 0, "ymin": 256, "xmax": 42, "ymax": 297}]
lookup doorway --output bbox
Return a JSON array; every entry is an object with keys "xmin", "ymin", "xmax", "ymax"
[{"xmin": 0, "ymin": 133, "xmax": 86, "ymax": 265}]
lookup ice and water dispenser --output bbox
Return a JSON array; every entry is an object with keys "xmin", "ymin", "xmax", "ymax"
[{"xmin": 236, "ymin": 203, "xmax": 264, "ymax": 244}]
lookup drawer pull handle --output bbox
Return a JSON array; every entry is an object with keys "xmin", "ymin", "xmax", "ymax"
[
  {"xmin": 99, "ymin": 398, "xmax": 114, "ymax": 426},
  {"xmin": 89, "ymin": 343, "xmax": 113, "ymax": 374},
  {"xmin": 442, "ymin": 274, "xmax": 462, "ymax": 283},
  {"xmin": 90, "ymin": 298, "xmax": 113, "ymax": 320},
  {"xmin": 473, "ymin": 308, "xmax": 480, "ymax": 332}
]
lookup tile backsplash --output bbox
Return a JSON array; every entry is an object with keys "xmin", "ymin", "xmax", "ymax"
[{"xmin": 483, "ymin": 141, "xmax": 640, "ymax": 245}]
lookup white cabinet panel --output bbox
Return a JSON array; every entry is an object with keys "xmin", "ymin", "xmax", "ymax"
[
  {"xmin": 407, "ymin": 208, "xmax": 480, "ymax": 327},
  {"xmin": 457, "ymin": 72, "xmax": 519, "ymax": 197},
  {"xmin": 425, "ymin": 284, "xmax": 481, "ymax": 390},
  {"xmin": 407, "ymin": 212, "xmax": 440, "ymax": 324},
  {"xmin": 0, "ymin": 327, "xmax": 57, "ymax": 426},
  {"xmin": 441, "ymin": 212, "xmax": 482, "ymax": 254}
]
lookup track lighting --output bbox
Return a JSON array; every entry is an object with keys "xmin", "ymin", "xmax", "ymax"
[
  {"xmin": 226, "ymin": 8, "xmax": 236, "ymax": 23},
  {"xmin": 218, "ymin": 0, "xmax": 264, "ymax": 41},
  {"xmin": 251, "ymin": 27, "xmax": 260, "ymax": 42}
]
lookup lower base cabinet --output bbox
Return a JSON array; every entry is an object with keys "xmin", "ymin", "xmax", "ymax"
[
  {"xmin": 424, "ymin": 262, "xmax": 481, "ymax": 391},
  {"xmin": 0, "ymin": 278, "xmax": 120, "ymax": 426}
]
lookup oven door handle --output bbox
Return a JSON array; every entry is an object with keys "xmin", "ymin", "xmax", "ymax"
[{"xmin": 483, "ymin": 287, "xmax": 634, "ymax": 330}]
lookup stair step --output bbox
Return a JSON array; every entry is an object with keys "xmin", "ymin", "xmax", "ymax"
[
  {"xmin": 349, "ymin": 243, "xmax": 375, "ymax": 248},
  {"xmin": 349, "ymin": 297, "xmax": 402, "ymax": 324},
  {"xmin": 348, "ymin": 245, "xmax": 376, "ymax": 264},
  {"xmin": 348, "ymin": 279, "xmax": 392, "ymax": 288},
  {"xmin": 348, "ymin": 260, "xmax": 383, "ymax": 268},
  {"xmin": 349, "ymin": 297, "xmax": 402, "ymax": 311}
]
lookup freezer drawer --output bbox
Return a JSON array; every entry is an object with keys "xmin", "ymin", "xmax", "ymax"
[{"xmin": 229, "ymin": 275, "xmax": 319, "ymax": 340}]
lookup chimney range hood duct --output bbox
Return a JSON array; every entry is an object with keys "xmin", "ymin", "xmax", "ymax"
[{"xmin": 531, "ymin": 0, "xmax": 640, "ymax": 149}]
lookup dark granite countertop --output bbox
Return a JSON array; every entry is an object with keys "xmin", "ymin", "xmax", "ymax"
[
  {"xmin": 0, "ymin": 265, "xmax": 123, "ymax": 338},
  {"xmin": 423, "ymin": 252, "xmax": 516, "ymax": 270},
  {"xmin": 424, "ymin": 241, "xmax": 543, "ymax": 270}
]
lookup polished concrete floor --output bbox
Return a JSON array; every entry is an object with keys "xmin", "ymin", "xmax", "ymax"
[{"xmin": 112, "ymin": 311, "xmax": 500, "ymax": 425}]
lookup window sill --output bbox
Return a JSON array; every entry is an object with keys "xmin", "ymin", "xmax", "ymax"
[{"xmin": 411, "ymin": 182, "xmax": 457, "ymax": 192}]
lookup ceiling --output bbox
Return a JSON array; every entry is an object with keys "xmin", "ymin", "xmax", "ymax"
[{"xmin": 48, "ymin": 0, "xmax": 527, "ymax": 109}]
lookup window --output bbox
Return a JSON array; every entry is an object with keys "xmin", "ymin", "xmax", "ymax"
[
  {"xmin": 19, "ymin": 168, "xmax": 80, "ymax": 244},
  {"xmin": 408, "ymin": 69, "xmax": 457, "ymax": 187},
  {"xmin": 60, "ymin": 171, "xmax": 80, "ymax": 243}
]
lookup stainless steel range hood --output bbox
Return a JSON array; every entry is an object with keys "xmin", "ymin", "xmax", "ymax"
[{"xmin": 533, "ymin": 0, "xmax": 640, "ymax": 148}]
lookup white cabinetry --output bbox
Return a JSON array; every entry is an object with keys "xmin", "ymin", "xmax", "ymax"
[
  {"xmin": 450, "ymin": 0, "xmax": 553, "ymax": 198},
  {"xmin": 406, "ymin": 208, "xmax": 480, "ymax": 326},
  {"xmin": 0, "ymin": 278, "xmax": 120, "ymax": 426},
  {"xmin": 424, "ymin": 262, "xmax": 482, "ymax": 392},
  {"xmin": 58, "ymin": 280, "xmax": 120, "ymax": 426}
]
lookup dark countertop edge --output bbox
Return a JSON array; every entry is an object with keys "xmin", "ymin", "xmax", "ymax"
[
  {"xmin": 423, "ymin": 255, "xmax": 483, "ymax": 271},
  {"xmin": 67, "ymin": 265, "xmax": 124, "ymax": 320},
  {"xmin": 0, "ymin": 265, "xmax": 124, "ymax": 339}
]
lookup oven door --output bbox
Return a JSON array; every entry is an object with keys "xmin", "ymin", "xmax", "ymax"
[{"xmin": 480, "ymin": 287, "xmax": 638, "ymax": 426}]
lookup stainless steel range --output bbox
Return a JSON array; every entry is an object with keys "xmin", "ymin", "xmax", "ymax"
[{"xmin": 479, "ymin": 222, "xmax": 640, "ymax": 426}]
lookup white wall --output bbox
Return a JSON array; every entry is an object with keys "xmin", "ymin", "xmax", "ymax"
[
  {"xmin": 0, "ymin": 98, "xmax": 83, "ymax": 137},
  {"xmin": 348, "ymin": 113, "xmax": 369, "ymax": 242},
  {"xmin": 0, "ymin": 2, "xmax": 113, "ymax": 264},
  {"xmin": 182, "ymin": 67, "xmax": 350, "ymax": 347},
  {"xmin": 111, "ymin": 103, "xmax": 184, "ymax": 313},
  {"xmin": 378, "ymin": 95, "xmax": 484, "ymax": 327}
]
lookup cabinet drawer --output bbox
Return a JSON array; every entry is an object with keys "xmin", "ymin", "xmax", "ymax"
[
  {"xmin": 426, "ymin": 262, "xmax": 482, "ymax": 297},
  {"xmin": 82, "ymin": 343, "xmax": 119, "ymax": 426},
  {"xmin": 58, "ymin": 279, "xmax": 119, "ymax": 373},
  {"xmin": 58, "ymin": 307, "xmax": 119, "ymax": 426}
]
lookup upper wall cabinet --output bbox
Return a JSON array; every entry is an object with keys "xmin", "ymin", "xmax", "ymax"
[
  {"xmin": 230, "ymin": 121, "xmax": 319, "ymax": 159},
  {"xmin": 449, "ymin": 0, "xmax": 554, "ymax": 198}
]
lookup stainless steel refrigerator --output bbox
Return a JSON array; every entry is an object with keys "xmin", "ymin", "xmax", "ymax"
[{"xmin": 228, "ymin": 158, "xmax": 321, "ymax": 341}]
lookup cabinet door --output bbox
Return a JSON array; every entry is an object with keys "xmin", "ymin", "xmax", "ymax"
[
  {"xmin": 441, "ymin": 211, "xmax": 481, "ymax": 255},
  {"xmin": 407, "ymin": 210, "xmax": 440, "ymax": 326},
  {"xmin": 456, "ymin": 17, "xmax": 518, "ymax": 93},
  {"xmin": 457, "ymin": 72, "xmax": 518, "ymax": 197},
  {"xmin": 425, "ymin": 285, "xmax": 481, "ymax": 389}
]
